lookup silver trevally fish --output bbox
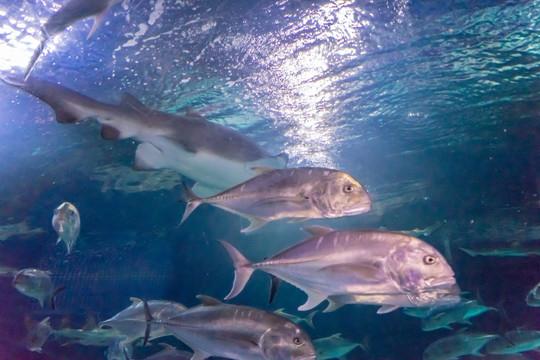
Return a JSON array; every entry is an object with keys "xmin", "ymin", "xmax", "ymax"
[
  {"xmin": 12, "ymin": 268, "xmax": 65, "ymax": 309},
  {"xmin": 181, "ymin": 167, "xmax": 371, "ymax": 233},
  {"xmin": 99, "ymin": 297, "xmax": 187, "ymax": 343},
  {"xmin": 52, "ymin": 202, "xmax": 81, "ymax": 254},
  {"xmin": 526, "ymin": 281, "xmax": 540, "ymax": 307},
  {"xmin": 26, "ymin": 317, "xmax": 53, "ymax": 353},
  {"xmin": 313, "ymin": 333, "xmax": 364, "ymax": 360},
  {"xmin": 423, "ymin": 333, "xmax": 499, "ymax": 360},
  {"xmin": 2, "ymin": 77, "xmax": 287, "ymax": 197},
  {"xmin": 220, "ymin": 226, "xmax": 460, "ymax": 313},
  {"xmin": 421, "ymin": 299, "xmax": 497, "ymax": 331},
  {"xmin": 485, "ymin": 329, "xmax": 540, "ymax": 355},
  {"xmin": 24, "ymin": 0, "xmax": 123, "ymax": 79},
  {"xmin": 142, "ymin": 295, "xmax": 316, "ymax": 360}
]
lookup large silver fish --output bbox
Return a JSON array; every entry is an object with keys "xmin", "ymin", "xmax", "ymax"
[
  {"xmin": 220, "ymin": 226, "xmax": 460, "ymax": 313},
  {"xmin": 12, "ymin": 268, "xmax": 65, "ymax": 309},
  {"xmin": 99, "ymin": 297, "xmax": 187, "ymax": 343},
  {"xmin": 52, "ymin": 202, "xmax": 81, "ymax": 254},
  {"xmin": 142, "ymin": 295, "xmax": 316, "ymax": 360},
  {"xmin": 2, "ymin": 77, "xmax": 287, "ymax": 197},
  {"xmin": 313, "ymin": 333, "xmax": 364, "ymax": 360},
  {"xmin": 181, "ymin": 167, "xmax": 371, "ymax": 233},
  {"xmin": 24, "ymin": 0, "xmax": 123, "ymax": 79}
]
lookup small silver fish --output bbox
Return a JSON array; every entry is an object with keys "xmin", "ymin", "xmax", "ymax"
[
  {"xmin": 313, "ymin": 333, "xmax": 364, "ymax": 360},
  {"xmin": 485, "ymin": 329, "xmax": 540, "ymax": 355},
  {"xmin": 25, "ymin": 0, "xmax": 123, "ymax": 79},
  {"xmin": 182, "ymin": 167, "xmax": 371, "ymax": 233},
  {"xmin": 274, "ymin": 308, "xmax": 318, "ymax": 328},
  {"xmin": 460, "ymin": 241, "xmax": 540, "ymax": 257},
  {"xmin": 220, "ymin": 226, "xmax": 460, "ymax": 313},
  {"xmin": 52, "ymin": 202, "xmax": 81, "ymax": 254},
  {"xmin": 99, "ymin": 297, "xmax": 187, "ymax": 343},
  {"xmin": 526, "ymin": 281, "xmax": 540, "ymax": 307},
  {"xmin": 12, "ymin": 268, "xmax": 64, "ymax": 309},
  {"xmin": 26, "ymin": 317, "xmax": 53, "ymax": 353},
  {"xmin": 0, "ymin": 220, "xmax": 45, "ymax": 241},
  {"xmin": 423, "ymin": 333, "xmax": 499, "ymax": 360},
  {"xmin": 142, "ymin": 295, "xmax": 316, "ymax": 360},
  {"xmin": 421, "ymin": 300, "xmax": 497, "ymax": 331}
]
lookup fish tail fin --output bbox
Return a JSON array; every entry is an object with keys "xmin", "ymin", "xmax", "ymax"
[
  {"xmin": 305, "ymin": 309, "xmax": 318, "ymax": 328},
  {"xmin": 49, "ymin": 285, "xmax": 66, "ymax": 310},
  {"xmin": 142, "ymin": 298, "xmax": 153, "ymax": 345},
  {"xmin": 218, "ymin": 240, "xmax": 254, "ymax": 300},
  {"xmin": 180, "ymin": 182, "xmax": 203, "ymax": 225},
  {"xmin": 24, "ymin": 30, "xmax": 49, "ymax": 81}
]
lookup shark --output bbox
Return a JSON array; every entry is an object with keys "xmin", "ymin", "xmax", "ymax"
[
  {"xmin": 25, "ymin": 0, "xmax": 123, "ymax": 80},
  {"xmin": 1, "ymin": 77, "xmax": 287, "ymax": 196}
]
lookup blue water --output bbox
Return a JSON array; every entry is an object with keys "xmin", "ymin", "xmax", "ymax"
[{"xmin": 0, "ymin": 0, "xmax": 539, "ymax": 359}]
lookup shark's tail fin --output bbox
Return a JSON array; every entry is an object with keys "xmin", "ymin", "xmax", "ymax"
[
  {"xmin": 218, "ymin": 240, "xmax": 254, "ymax": 300},
  {"xmin": 142, "ymin": 299, "xmax": 153, "ymax": 345},
  {"xmin": 180, "ymin": 183, "xmax": 203, "ymax": 226}
]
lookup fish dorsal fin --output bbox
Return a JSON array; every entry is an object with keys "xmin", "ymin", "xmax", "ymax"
[
  {"xmin": 302, "ymin": 225, "xmax": 335, "ymax": 237},
  {"xmin": 196, "ymin": 295, "xmax": 222, "ymax": 306},
  {"xmin": 120, "ymin": 93, "xmax": 152, "ymax": 113},
  {"xmin": 377, "ymin": 305, "xmax": 400, "ymax": 314},
  {"xmin": 250, "ymin": 166, "xmax": 275, "ymax": 176},
  {"xmin": 129, "ymin": 297, "xmax": 143, "ymax": 306}
]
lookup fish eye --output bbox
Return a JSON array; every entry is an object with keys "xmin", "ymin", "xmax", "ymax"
[
  {"xmin": 343, "ymin": 184, "xmax": 354, "ymax": 193},
  {"xmin": 293, "ymin": 337, "xmax": 303, "ymax": 345},
  {"xmin": 423, "ymin": 255, "xmax": 437, "ymax": 265}
]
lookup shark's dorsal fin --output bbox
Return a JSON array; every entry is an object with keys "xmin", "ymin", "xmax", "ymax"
[
  {"xmin": 185, "ymin": 108, "xmax": 206, "ymax": 121},
  {"xmin": 196, "ymin": 295, "xmax": 222, "ymax": 306},
  {"xmin": 120, "ymin": 93, "xmax": 152, "ymax": 113},
  {"xmin": 302, "ymin": 225, "xmax": 335, "ymax": 237}
]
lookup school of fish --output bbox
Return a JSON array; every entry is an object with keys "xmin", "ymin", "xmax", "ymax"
[{"xmin": 0, "ymin": 1, "xmax": 538, "ymax": 359}]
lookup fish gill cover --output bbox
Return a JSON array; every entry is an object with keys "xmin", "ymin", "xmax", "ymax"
[{"xmin": 0, "ymin": 0, "xmax": 539, "ymax": 359}]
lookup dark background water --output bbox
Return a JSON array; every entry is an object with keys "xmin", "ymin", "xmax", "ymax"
[{"xmin": 0, "ymin": 0, "xmax": 539, "ymax": 359}]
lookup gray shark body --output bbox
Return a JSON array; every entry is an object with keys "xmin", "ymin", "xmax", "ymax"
[
  {"xmin": 25, "ymin": 0, "xmax": 122, "ymax": 79},
  {"xmin": 6, "ymin": 77, "xmax": 287, "ymax": 196}
]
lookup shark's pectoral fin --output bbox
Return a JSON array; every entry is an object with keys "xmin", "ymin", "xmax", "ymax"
[
  {"xmin": 191, "ymin": 349, "xmax": 211, "ymax": 360},
  {"xmin": 377, "ymin": 304, "xmax": 400, "ymax": 314},
  {"xmin": 324, "ymin": 298, "xmax": 344, "ymax": 313},
  {"xmin": 133, "ymin": 143, "xmax": 164, "ymax": 171},
  {"xmin": 101, "ymin": 125, "xmax": 121, "ymax": 140}
]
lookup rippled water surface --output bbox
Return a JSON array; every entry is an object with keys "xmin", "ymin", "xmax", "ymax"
[{"xmin": 0, "ymin": 0, "xmax": 539, "ymax": 359}]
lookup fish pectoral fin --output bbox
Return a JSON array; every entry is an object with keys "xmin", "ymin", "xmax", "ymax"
[
  {"xmin": 240, "ymin": 217, "xmax": 268, "ymax": 234},
  {"xmin": 87, "ymin": 6, "xmax": 112, "ymax": 39},
  {"xmin": 302, "ymin": 225, "xmax": 335, "ymax": 236},
  {"xmin": 56, "ymin": 236, "xmax": 62, "ymax": 244},
  {"xmin": 320, "ymin": 264, "xmax": 386, "ymax": 283},
  {"xmin": 191, "ymin": 349, "xmax": 212, "ymax": 360},
  {"xmin": 298, "ymin": 291, "xmax": 327, "ymax": 312},
  {"xmin": 377, "ymin": 304, "xmax": 400, "ymax": 314},
  {"xmin": 324, "ymin": 298, "xmax": 344, "ymax": 313}
]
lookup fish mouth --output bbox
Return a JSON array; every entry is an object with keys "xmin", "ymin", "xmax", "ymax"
[
  {"xmin": 343, "ymin": 201, "xmax": 372, "ymax": 215},
  {"xmin": 425, "ymin": 277, "xmax": 459, "ymax": 291}
]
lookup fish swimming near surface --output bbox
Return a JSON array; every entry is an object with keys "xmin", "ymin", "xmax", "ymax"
[
  {"xmin": 141, "ymin": 295, "xmax": 316, "ymax": 360},
  {"xmin": 1, "ymin": 77, "xmax": 287, "ymax": 197},
  {"xmin": 313, "ymin": 333, "xmax": 364, "ymax": 360},
  {"xmin": 12, "ymin": 268, "xmax": 65, "ymax": 309},
  {"xmin": 181, "ymin": 167, "xmax": 371, "ymax": 233},
  {"xmin": 25, "ymin": 317, "xmax": 53, "ymax": 353},
  {"xmin": 99, "ymin": 297, "xmax": 187, "ymax": 343},
  {"xmin": 220, "ymin": 226, "xmax": 461, "ymax": 313},
  {"xmin": 24, "ymin": 0, "xmax": 123, "ymax": 79},
  {"xmin": 526, "ymin": 281, "xmax": 540, "ymax": 307},
  {"xmin": 423, "ymin": 332, "xmax": 499, "ymax": 360},
  {"xmin": 52, "ymin": 202, "xmax": 81, "ymax": 254}
]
